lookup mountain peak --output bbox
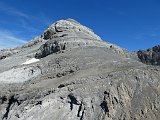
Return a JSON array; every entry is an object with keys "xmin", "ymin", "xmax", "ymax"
[
  {"xmin": 66, "ymin": 18, "xmax": 81, "ymax": 24},
  {"xmin": 44, "ymin": 18, "xmax": 102, "ymax": 41},
  {"xmin": 33, "ymin": 19, "xmax": 126, "ymax": 58},
  {"xmin": 20, "ymin": 18, "xmax": 125, "ymax": 59}
]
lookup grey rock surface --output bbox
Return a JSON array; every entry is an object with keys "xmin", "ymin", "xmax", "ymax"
[
  {"xmin": 137, "ymin": 45, "xmax": 160, "ymax": 65},
  {"xmin": 0, "ymin": 19, "xmax": 159, "ymax": 120}
]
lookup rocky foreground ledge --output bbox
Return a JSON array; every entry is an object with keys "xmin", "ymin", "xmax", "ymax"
[{"xmin": 0, "ymin": 19, "xmax": 159, "ymax": 120}]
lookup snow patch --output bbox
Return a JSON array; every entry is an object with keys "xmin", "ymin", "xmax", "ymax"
[{"xmin": 22, "ymin": 58, "xmax": 39, "ymax": 65}]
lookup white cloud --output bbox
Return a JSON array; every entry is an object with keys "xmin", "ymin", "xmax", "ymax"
[
  {"xmin": 18, "ymin": 19, "xmax": 41, "ymax": 33},
  {"xmin": 150, "ymin": 33, "xmax": 158, "ymax": 37},
  {"xmin": 10, "ymin": 10, "xmax": 29, "ymax": 19},
  {"xmin": 0, "ymin": 2, "xmax": 51, "ymax": 25},
  {"xmin": 0, "ymin": 2, "xmax": 52, "ymax": 49},
  {"xmin": 0, "ymin": 2, "xmax": 29, "ymax": 19},
  {"xmin": 0, "ymin": 30, "xmax": 27, "ymax": 49}
]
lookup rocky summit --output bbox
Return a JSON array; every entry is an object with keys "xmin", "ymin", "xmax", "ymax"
[{"xmin": 0, "ymin": 19, "xmax": 160, "ymax": 120}]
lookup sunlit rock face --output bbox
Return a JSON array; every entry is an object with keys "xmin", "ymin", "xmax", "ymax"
[
  {"xmin": 35, "ymin": 19, "xmax": 126, "ymax": 59},
  {"xmin": 0, "ymin": 19, "xmax": 159, "ymax": 120},
  {"xmin": 43, "ymin": 18, "xmax": 102, "ymax": 41}
]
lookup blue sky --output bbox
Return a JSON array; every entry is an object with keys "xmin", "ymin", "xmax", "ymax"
[{"xmin": 0, "ymin": 0, "xmax": 160, "ymax": 51}]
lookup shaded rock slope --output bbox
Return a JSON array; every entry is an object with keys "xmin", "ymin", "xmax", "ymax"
[
  {"xmin": 0, "ymin": 19, "xmax": 160, "ymax": 120},
  {"xmin": 137, "ymin": 45, "xmax": 160, "ymax": 65}
]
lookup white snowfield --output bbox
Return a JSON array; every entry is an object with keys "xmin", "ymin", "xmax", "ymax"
[{"xmin": 22, "ymin": 58, "xmax": 40, "ymax": 65}]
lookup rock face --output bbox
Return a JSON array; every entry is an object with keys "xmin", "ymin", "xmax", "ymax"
[
  {"xmin": 0, "ymin": 49, "xmax": 19, "ymax": 60},
  {"xmin": 0, "ymin": 19, "xmax": 160, "ymax": 120},
  {"xmin": 35, "ymin": 19, "xmax": 126, "ymax": 59},
  {"xmin": 0, "ymin": 66, "xmax": 41, "ymax": 83},
  {"xmin": 137, "ymin": 45, "xmax": 160, "ymax": 65},
  {"xmin": 35, "ymin": 40, "xmax": 66, "ymax": 59}
]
